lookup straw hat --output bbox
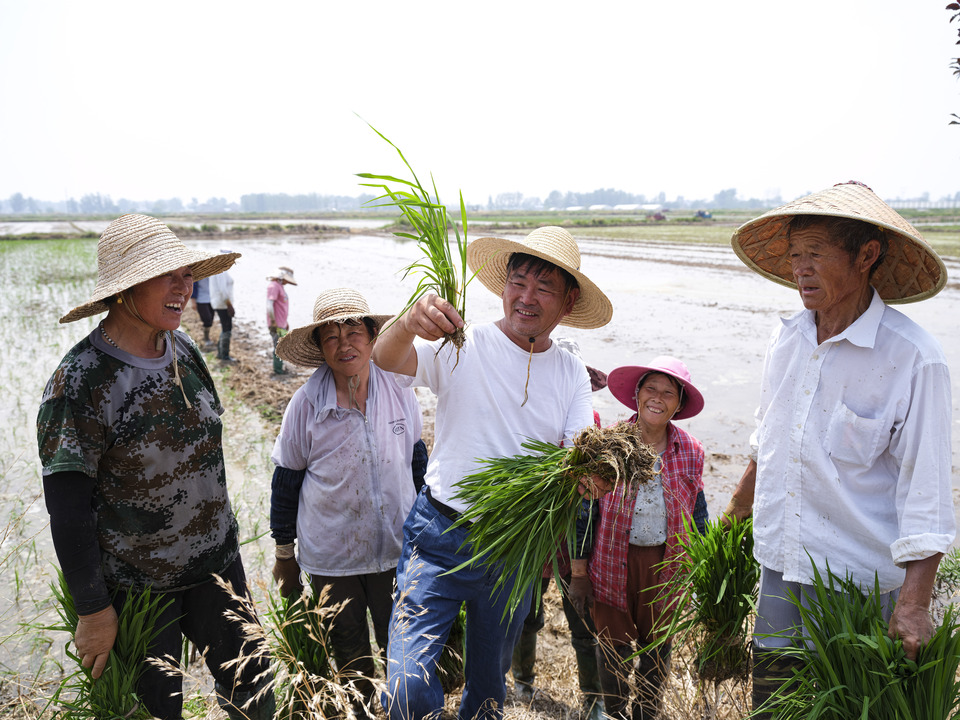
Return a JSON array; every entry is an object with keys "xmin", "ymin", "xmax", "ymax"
[
  {"xmin": 267, "ymin": 266, "xmax": 297, "ymax": 285},
  {"xmin": 276, "ymin": 287, "xmax": 393, "ymax": 367},
  {"xmin": 60, "ymin": 214, "xmax": 240, "ymax": 323},
  {"xmin": 732, "ymin": 182, "xmax": 947, "ymax": 304},
  {"xmin": 466, "ymin": 226, "xmax": 613, "ymax": 328},
  {"xmin": 608, "ymin": 355, "xmax": 704, "ymax": 421}
]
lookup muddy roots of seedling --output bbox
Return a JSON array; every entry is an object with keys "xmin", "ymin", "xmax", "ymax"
[
  {"xmin": 436, "ymin": 326, "xmax": 467, "ymax": 371},
  {"xmin": 564, "ymin": 421, "xmax": 659, "ymax": 490}
]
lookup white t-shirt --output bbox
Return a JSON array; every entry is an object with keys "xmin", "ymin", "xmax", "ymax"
[
  {"xmin": 414, "ymin": 322, "xmax": 593, "ymax": 513},
  {"xmin": 752, "ymin": 290, "xmax": 955, "ymax": 592},
  {"xmin": 271, "ymin": 362, "xmax": 422, "ymax": 576},
  {"xmin": 208, "ymin": 271, "xmax": 234, "ymax": 309}
]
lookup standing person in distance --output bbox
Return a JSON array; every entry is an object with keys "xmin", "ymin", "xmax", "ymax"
[
  {"xmin": 208, "ymin": 248, "xmax": 237, "ymax": 362},
  {"xmin": 266, "ymin": 266, "xmax": 296, "ymax": 375}
]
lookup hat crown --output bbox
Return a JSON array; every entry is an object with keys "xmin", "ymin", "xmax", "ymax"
[
  {"xmin": 311, "ymin": 288, "xmax": 374, "ymax": 324},
  {"xmin": 641, "ymin": 355, "xmax": 693, "ymax": 385},
  {"xmin": 523, "ymin": 226, "xmax": 581, "ymax": 271}
]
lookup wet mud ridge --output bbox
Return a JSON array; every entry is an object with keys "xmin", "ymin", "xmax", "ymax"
[{"xmin": 180, "ymin": 311, "xmax": 309, "ymax": 432}]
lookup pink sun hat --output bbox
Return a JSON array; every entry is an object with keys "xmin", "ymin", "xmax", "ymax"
[{"xmin": 607, "ymin": 355, "xmax": 704, "ymax": 420}]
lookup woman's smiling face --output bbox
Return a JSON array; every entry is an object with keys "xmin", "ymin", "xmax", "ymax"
[
  {"xmin": 318, "ymin": 320, "xmax": 375, "ymax": 379},
  {"xmin": 634, "ymin": 372, "xmax": 682, "ymax": 432}
]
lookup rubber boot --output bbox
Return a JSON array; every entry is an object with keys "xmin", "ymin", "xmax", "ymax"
[
  {"xmin": 272, "ymin": 352, "xmax": 287, "ymax": 375},
  {"xmin": 202, "ymin": 325, "xmax": 212, "ymax": 349},
  {"xmin": 218, "ymin": 330, "xmax": 235, "ymax": 363},
  {"xmin": 575, "ymin": 646, "xmax": 605, "ymax": 720},
  {"xmin": 632, "ymin": 644, "xmax": 670, "ymax": 720},
  {"xmin": 511, "ymin": 625, "xmax": 537, "ymax": 701},
  {"xmin": 751, "ymin": 646, "xmax": 804, "ymax": 719},
  {"xmin": 596, "ymin": 643, "xmax": 632, "ymax": 720}
]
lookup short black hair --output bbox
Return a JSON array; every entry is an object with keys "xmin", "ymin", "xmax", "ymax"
[
  {"xmin": 506, "ymin": 252, "xmax": 578, "ymax": 294},
  {"xmin": 788, "ymin": 215, "xmax": 888, "ymax": 275},
  {"xmin": 312, "ymin": 317, "xmax": 378, "ymax": 348}
]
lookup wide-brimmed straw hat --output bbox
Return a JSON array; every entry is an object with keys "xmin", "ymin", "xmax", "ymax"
[
  {"xmin": 267, "ymin": 266, "xmax": 297, "ymax": 285},
  {"xmin": 732, "ymin": 182, "xmax": 947, "ymax": 304},
  {"xmin": 60, "ymin": 214, "xmax": 240, "ymax": 323},
  {"xmin": 276, "ymin": 287, "xmax": 393, "ymax": 367},
  {"xmin": 466, "ymin": 226, "xmax": 613, "ymax": 329},
  {"xmin": 608, "ymin": 355, "xmax": 704, "ymax": 421}
]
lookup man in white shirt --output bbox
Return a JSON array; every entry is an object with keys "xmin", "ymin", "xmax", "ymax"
[
  {"xmin": 723, "ymin": 182, "xmax": 955, "ymax": 717},
  {"xmin": 373, "ymin": 227, "xmax": 613, "ymax": 720}
]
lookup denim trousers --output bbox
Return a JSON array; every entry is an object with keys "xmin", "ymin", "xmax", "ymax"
[{"xmin": 382, "ymin": 489, "xmax": 531, "ymax": 720}]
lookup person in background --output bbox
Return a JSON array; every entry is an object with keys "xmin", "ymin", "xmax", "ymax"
[
  {"xmin": 574, "ymin": 356, "xmax": 706, "ymax": 720},
  {"xmin": 269, "ymin": 288, "xmax": 427, "ymax": 720},
  {"xmin": 511, "ymin": 340, "xmax": 607, "ymax": 720},
  {"xmin": 190, "ymin": 275, "xmax": 215, "ymax": 349},
  {"xmin": 208, "ymin": 248, "xmax": 237, "ymax": 362},
  {"xmin": 266, "ymin": 266, "xmax": 296, "ymax": 375},
  {"xmin": 372, "ymin": 226, "xmax": 614, "ymax": 720},
  {"xmin": 723, "ymin": 182, "xmax": 955, "ymax": 718},
  {"xmin": 37, "ymin": 214, "xmax": 274, "ymax": 720}
]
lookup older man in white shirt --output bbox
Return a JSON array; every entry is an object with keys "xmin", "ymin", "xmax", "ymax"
[{"xmin": 723, "ymin": 182, "xmax": 955, "ymax": 718}]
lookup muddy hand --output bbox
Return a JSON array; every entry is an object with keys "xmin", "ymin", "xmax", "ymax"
[
  {"xmin": 75, "ymin": 605, "xmax": 118, "ymax": 679},
  {"xmin": 402, "ymin": 294, "xmax": 463, "ymax": 342},
  {"xmin": 577, "ymin": 473, "xmax": 612, "ymax": 500}
]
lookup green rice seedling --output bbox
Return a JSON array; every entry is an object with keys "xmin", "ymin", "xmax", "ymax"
[
  {"xmin": 646, "ymin": 515, "xmax": 758, "ymax": 685},
  {"xmin": 45, "ymin": 569, "xmax": 173, "ymax": 719},
  {"xmin": 263, "ymin": 585, "xmax": 357, "ymax": 719},
  {"xmin": 448, "ymin": 421, "xmax": 657, "ymax": 620},
  {"xmin": 761, "ymin": 560, "xmax": 960, "ymax": 720},
  {"xmin": 357, "ymin": 123, "xmax": 474, "ymax": 359}
]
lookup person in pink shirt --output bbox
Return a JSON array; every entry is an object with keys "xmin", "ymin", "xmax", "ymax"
[{"xmin": 266, "ymin": 266, "xmax": 296, "ymax": 374}]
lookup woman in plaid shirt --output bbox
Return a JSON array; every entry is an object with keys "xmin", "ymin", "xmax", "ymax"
[{"xmin": 578, "ymin": 356, "xmax": 706, "ymax": 720}]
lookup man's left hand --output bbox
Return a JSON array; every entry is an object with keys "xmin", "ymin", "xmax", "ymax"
[
  {"xmin": 888, "ymin": 601, "xmax": 935, "ymax": 661},
  {"xmin": 577, "ymin": 473, "xmax": 612, "ymax": 500}
]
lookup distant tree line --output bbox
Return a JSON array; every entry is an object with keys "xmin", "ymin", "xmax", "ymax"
[{"xmin": 4, "ymin": 188, "xmax": 960, "ymax": 216}]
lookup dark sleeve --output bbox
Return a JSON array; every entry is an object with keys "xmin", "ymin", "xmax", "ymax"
[
  {"xmin": 43, "ymin": 471, "xmax": 112, "ymax": 616},
  {"xmin": 693, "ymin": 489, "xmax": 709, "ymax": 535},
  {"xmin": 411, "ymin": 439, "xmax": 428, "ymax": 494},
  {"xmin": 573, "ymin": 498, "xmax": 600, "ymax": 559},
  {"xmin": 270, "ymin": 465, "xmax": 306, "ymax": 544}
]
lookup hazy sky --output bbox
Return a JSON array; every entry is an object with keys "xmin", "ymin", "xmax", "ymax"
[{"xmin": 2, "ymin": 1, "xmax": 958, "ymax": 206}]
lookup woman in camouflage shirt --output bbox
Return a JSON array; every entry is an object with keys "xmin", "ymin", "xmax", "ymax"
[{"xmin": 38, "ymin": 215, "xmax": 274, "ymax": 720}]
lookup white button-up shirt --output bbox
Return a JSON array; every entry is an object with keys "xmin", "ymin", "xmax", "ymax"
[{"xmin": 752, "ymin": 290, "xmax": 955, "ymax": 593}]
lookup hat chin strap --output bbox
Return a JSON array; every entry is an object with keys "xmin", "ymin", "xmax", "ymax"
[{"xmin": 520, "ymin": 288, "xmax": 573, "ymax": 408}]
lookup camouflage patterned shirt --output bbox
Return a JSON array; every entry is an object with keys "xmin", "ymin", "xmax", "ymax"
[{"xmin": 37, "ymin": 328, "xmax": 239, "ymax": 591}]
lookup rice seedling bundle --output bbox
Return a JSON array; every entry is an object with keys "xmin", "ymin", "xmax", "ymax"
[
  {"xmin": 447, "ymin": 421, "xmax": 658, "ymax": 620},
  {"xmin": 763, "ymin": 561, "xmax": 960, "ymax": 720},
  {"xmin": 647, "ymin": 516, "xmax": 759, "ymax": 685},
  {"xmin": 263, "ymin": 587, "xmax": 352, "ymax": 719},
  {"xmin": 358, "ymin": 123, "xmax": 473, "ymax": 359},
  {"xmin": 46, "ymin": 569, "xmax": 172, "ymax": 719}
]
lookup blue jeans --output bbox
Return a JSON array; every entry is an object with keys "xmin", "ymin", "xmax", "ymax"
[{"xmin": 382, "ymin": 489, "xmax": 531, "ymax": 720}]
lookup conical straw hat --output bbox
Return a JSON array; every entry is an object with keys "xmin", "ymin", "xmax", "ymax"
[
  {"xmin": 61, "ymin": 214, "xmax": 240, "ymax": 323},
  {"xmin": 732, "ymin": 182, "xmax": 946, "ymax": 304},
  {"xmin": 276, "ymin": 287, "xmax": 393, "ymax": 367},
  {"xmin": 466, "ymin": 226, "xmax": 613, "ymax": 328}
]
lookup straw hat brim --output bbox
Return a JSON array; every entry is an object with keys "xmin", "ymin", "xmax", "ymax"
[
  {"xmin": 607, "ymin": 365, "xmax": 704, "ymax": 421},
  {"xmin": 732, "ymin": 184, "xmax": 946, "ymax": 304},
  {"xmin": 60, "ymin": 249, "xmax": 240, "ymax": 323},
  {"xmin": 276, "ymin": 312, "xmax": 394, "ymax": 367},
  {"xmin": 466, "ymin": 236, "xmax": 612, "ymax": 329}
]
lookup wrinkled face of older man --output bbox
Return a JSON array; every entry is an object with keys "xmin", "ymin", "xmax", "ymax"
[{"xmin": 788, "ymin": 223, "xmax": 880, "ymax": 317}]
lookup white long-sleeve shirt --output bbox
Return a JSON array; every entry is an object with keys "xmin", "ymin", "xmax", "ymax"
[{"xmin": 751, "ymin": 290, "xmax": 955, "ymax": 593}]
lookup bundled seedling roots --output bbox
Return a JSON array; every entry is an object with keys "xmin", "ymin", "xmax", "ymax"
[
  {"xmin": 564, "ymin": 421, "xmax": 659, "ymax": 490},
  {"xmin": 448, "ymin": 421, "xmax": 658, "ymax": 619}
]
